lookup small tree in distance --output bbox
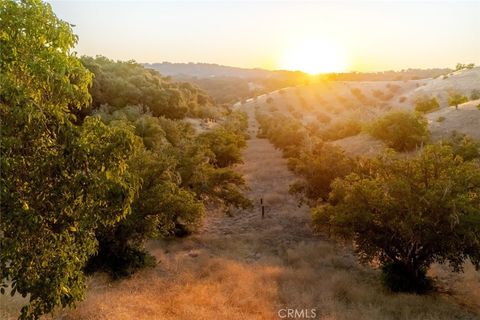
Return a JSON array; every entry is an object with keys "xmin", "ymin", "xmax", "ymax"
[{"xmin": 448, "ymin": 91, "xmax": 468, "ymax": 110}]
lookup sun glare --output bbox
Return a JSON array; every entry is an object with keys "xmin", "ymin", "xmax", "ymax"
[{"xmin": 279, "ymin": 40, "xmax": 348, "ymax": 74}]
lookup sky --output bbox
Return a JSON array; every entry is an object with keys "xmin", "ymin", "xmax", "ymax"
[{"xmin": 48, "ymin": 1, "xmax": 480, "ymax": 73}]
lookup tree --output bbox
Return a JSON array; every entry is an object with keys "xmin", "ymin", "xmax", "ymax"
[
  {"xmin": 313, "ymin": 145, "xmax": 480, "ymax": 293},
  {"xmin": 448, "ymin": 91, "xmax": 468, "ymax": 110},
  {"xmin": 455, "ymin": 63, "xmax": 475, "ymax": 71},
  {"xmin": 368, "ymin": 111, "xmax": 429, "ymax": 151},
  {"xmin": 81, "ymin": 56, "xmax": 215, "ymax": 119},
  {"xmin": 1, "ymin": 1, "xmax": 140, "ymax": 318},
  {"xmin": 441, "ymin": 132, "xmax": 480, "ymax": 161},
  {"xmin": 414, "ymin": 96, "xmax": 440, "ymax": 113},
  {"xmin": 289, "ymin": 140, "xmax": 354, "ymax": 203}
]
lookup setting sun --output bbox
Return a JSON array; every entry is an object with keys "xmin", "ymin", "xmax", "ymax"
[{"xmin": 279, "ymin": 40, "xmax": 348, "ymax": 74}]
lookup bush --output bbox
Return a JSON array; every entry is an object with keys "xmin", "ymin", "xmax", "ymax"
[
  {"xmin": 448, "ymin": 91, "xmax": 468, "ymax": 109},
  {"xmin": 441, "ymin": 132, "xmax": 480, "ymax": 160},
  {"xmin": 414, "ymin": 96, "xmax": 440, "ymax": 113},
  {"xmin": 313, "ymin": 145, "xmax": 480, "ymax": 293},
  {"xmin": 436, "ymin": 116, "xmax": 446, "ymax": 122},
  {"xmin": 289, "ymin": 141, "xmax": 354, "ymax": 202},
  {"xmin": 398, "ymin": 96, "xmax": 406, "ymax": 103},
  {"xmin": 319, "ymin": 118, "xmax": 362, "ymax": 141},
  {"xmin": 471, "ymin": 89, "xmax": 480, "ymax": 100},
  {"xmin": 368, "ymin": 111, "xmax": 429, "ymax": 151}
]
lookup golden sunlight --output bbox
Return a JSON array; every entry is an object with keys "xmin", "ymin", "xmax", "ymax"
[{"xmin": 279, "ymin": 40, "xmax": 348, "ymax": 74}]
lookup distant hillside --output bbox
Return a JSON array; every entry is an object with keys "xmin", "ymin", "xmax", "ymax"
[
  {"xmin": 144, "ymin": 62, "xmax": 285, "ymax": 79},
  {"xmin": 144, "ymin": 62, "xmax": 308, "ymax": 104}
]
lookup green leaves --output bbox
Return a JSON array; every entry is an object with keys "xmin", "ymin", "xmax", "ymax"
[
  {"xmin": 0, "ymin": 1, "xmax": 140, "ymax": 318},
  {"xmin": 368, "ymin": 110, "xmax": 430, "ymax": 151},
  {"xmin": 314, "ymin": 144, "xmax": 480, "ymax": 289}
]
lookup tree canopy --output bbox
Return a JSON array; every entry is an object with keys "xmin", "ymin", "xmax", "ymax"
[{"xmin": 313, "ymin": 145, "xmax": 480, "ymax": 292}]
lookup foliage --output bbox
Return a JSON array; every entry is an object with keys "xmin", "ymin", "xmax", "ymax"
[
  {"xmin": 470, "ymin": 89, "xmax": 480, "ymax": 100},
  {"xmin": 441, "ymin": 132, "xmax": 480, "ymax": 161},
  {"xmin": 288, "ymin": 140, "xmax": 354, "ymax": 203},
  {"xmin": 414, "ymin": 96, "xmax": 440, "ymax": 113},
  {"xmin": 368, "ymin": 111, "xmax": 429, "ymax": 151},
  {"xmin": 319, "ymin": 118, "xmax": 362, "ymax": 141},
  {"xmin": 455, "ymin": 63, "xmax": 475, "ymax": 71},
  {"xmin": 256, "ymin": 112, "xmax": 307, "ymax": 158},
  {"xmin": 89, "ymin": 106, "xmax": 251, "ymax": 276},
  {"xmin": 81, "ymin": 56, "xmax": 216, "ymax": 119},
  {"xmin": 0, "ymin": 1, "xmax": 140, "ymax": 318},
  {"xmin": 313, "ymin": 145, "xmax": 480, "ymax": 292},
  {"xmin": 448, "ymin": 91, "xmax": 468, "ymax": 108}
]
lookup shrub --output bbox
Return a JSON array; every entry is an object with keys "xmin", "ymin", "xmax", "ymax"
[
  {"xmin": 319, "ymin": 118, "xmax": 362, "ymax": 141},
  {"xmin": 441, "ymin": 132, "xmax": 480, "ymax": 161},
  {"xmin": 414, "ymin": 96, "xmax": 440, "ymax": 113},
  {"xmin": 448, "ymin": 91, "xmax": 468, "ymax": 109},
  {"xmin": 289, "ymin": 141, "xmax": 354, "ymax": 202},
  {"xmin": 398, "ymin": 96, "xmax": 406, "ymax": 103},
  {"xmin": 470, "ymin": 89, "xmax": 480, "ymax": 100},
  {"xmin": 436, "ymin": 116, "xmax": 446, "ymax": 122},
  {"xmin": 368, "ymin": 111, "xmax": 429, "ymax": 151},
  {"xmin": 313, "ymin": 145, "xmax": 480, "ymax": 293}
]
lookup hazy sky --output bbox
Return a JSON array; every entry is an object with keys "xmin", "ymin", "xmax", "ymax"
[{"xmin": 48, "ymin": 1, "xmax": 480, "ymax": 72}]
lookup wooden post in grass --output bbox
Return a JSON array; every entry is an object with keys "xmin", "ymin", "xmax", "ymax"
[{"xmin": 260, "ymin": 198, "xmax": 265, "ymax": 218}]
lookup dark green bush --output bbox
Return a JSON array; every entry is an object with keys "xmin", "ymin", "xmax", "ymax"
[{"xmin": 381, "ymin": 262, "xmax": 432, "ymax": 293}]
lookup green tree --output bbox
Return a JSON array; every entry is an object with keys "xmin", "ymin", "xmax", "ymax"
[
  {"xmin": 313, "ymin": 145, "xmax": 480, "ymax": 292},
  {"xmin": 441, "ymin": 132, "xmax": 480, "ymax": 161},
  {"xmin": 289, "ymin": 140, "xmax": 354, "ymax": 203},
  {"xmin": 368, "ymin": 111, "xmax": 429, "ymax": 151},
  {"xmin": 0, "ymin": 1, "xmax": 140, "ymax": 318},
  {"xmin": 414, "ymin": 96, "xmax": 440, "ymax": 113},
  {"xmin": 448, "ymin": 91, "xmax": 468, "ymax": 110}
]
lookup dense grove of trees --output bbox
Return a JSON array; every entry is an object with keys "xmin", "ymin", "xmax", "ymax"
[
  {"xmin": 80, "ymin": 56, "xmax": 218, "ymax": 119},
  {"xmin": 0, "ymin": 1, "xmax": 250, "ymax": 318}
]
